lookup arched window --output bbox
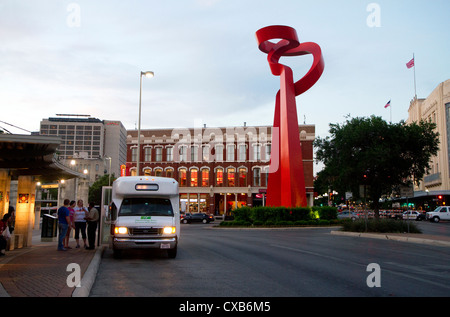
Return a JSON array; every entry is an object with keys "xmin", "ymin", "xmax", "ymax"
[
  {"xmin": 238, "ymin": 168, "xmax": 247, "ymax": 187},
  {"xmin": 216, "ymin": 168, "xmax": 223, "ymax": 187},
  {"xmin": 179, "ymin": 168, "xmax": 187, "ymax": 186},
  {"xmin": 165, "ymin": 168, "xmax": 174, "ymax": 179},
  {"xmin": 190, "ymin": 168, "xmax": 198, "ymax": 187},
  {"xmin": 154, "ymin": 168, "xmax": 163, "ymax": 177},
  {"xmin": 201, "ymin": 168, "xmax": 209, "ymax": 187},
  {"xmin": 143, "ymin": 167, "xmax": 151, "ymax": 176},
  {"xmin": 227, "ymin": 167, "xmax": 235, "ymax": 187}
]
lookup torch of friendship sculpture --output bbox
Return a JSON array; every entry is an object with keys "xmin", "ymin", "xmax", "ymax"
[{"xmin": 256, "ymin": 25, "xmax": 324, "ymax": 207}]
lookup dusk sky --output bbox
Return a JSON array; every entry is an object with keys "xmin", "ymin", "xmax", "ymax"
[{"xmin": 1, "ymin": 1, "xmax": 449, "ymax": 148}]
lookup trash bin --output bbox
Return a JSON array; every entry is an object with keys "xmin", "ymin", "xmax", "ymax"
[{"xmin": 41, "ymin": 214, "xmax": 58, "ymax": 238}]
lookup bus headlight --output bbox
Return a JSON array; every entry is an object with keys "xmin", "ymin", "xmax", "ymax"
[
  {"xmin": 114, "ymin": 226, "xmax": 128, "ymax": 234},
  {"xmin": 163, "ymin": 226, "xmax": 176, "ymax": 234}
]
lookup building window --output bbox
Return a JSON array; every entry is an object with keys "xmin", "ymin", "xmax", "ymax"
[
  {"xmin": 253, "ymin": 168, "xmax": 261, "ymax": 186},
  {"xmin": 202, "ymin": 145, "xmax": 210, "ymax": 162},
  {"xmin": 216, "ymin": 168, "xmax": 223, "ymax": 187},
  {"xmin": 143, "ymin": 168, "xmax": 151, "ymax": 176},
  {"xmin": 263, "ymin": 166, "xmax": 269, "ymax": 187},
  {"xmin": 238, "ymin": 168, "xmax": 247, "ymax": 187},
  {"xmin": 253, "ymin": 144, "xmax": 261, "ymax": 161},
  {"xmin": 201, "ymin": 169, "xmax": 209, "ymax": 187},
  {"xmin": 215, "ymin": 145, "xmax": 223, "ymax": 162},
  {"xmin": 154, "ymin": 168, "xmax": 163, "ymax": 177},
  {"xmin": 265, "ymin": 143, "xmax": 271, "ymax": 161},
  {"xmin": 131, "ymin": 147, "xmax": 137, "ymax": 162},
  {"xmin": 227, "ymin": 168, "xmax": 235, "ymax": 187},
  {"xmin": 179, "ymin": 168, "xmax": 187, "ymax": 186},
  {"xmin": 227, "ymin": 145, "xmax": 234, "ymax": 162},
  {"xmin": 190, "ymin": 145, "xmax": 198, "ymax": 162},
  {"xmin": 179, "ymin": 146, "xmax": 187, "ymax": 162},
  {"xmin": 200, "ymin": 194, "xmax": 208, "ymax": 213},
  {"xmin": 144, "ymin": 147, "xmax": 151, "ymax": 162},
  {"xmin": 166, "ymin": 168, "xmax": 174, "ymax": 179},
  {"xmin": 155, "ymin": 147, "xmax": 162, "ymax": 162},
  {"xmin": 238, "ymin": 144, "xmax": 246, "ymax": 161},
  {"xmin": 190, "ymin": 168, "xmax": 198, "ymax": 187},
  {"xmin": 166, "ymin": 146, "xmax": 173, "ymax": 162}
]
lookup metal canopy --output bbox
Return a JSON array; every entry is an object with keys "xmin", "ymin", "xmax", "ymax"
[{"xmin": 0, "ymin": 134, "xmax": 86, "ymax": 181}]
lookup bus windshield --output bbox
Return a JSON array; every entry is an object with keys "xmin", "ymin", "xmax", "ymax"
[{"xmin": 119, "ymin": 197, "xmax": 174, "ymax": 217}]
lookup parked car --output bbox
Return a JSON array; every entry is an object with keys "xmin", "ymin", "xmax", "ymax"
[
  {"xmin": 181, "ymin": 213, "xmax": 214, "ymax": 224},
  {"xmin": 337, "ymin": 210, "xmax": 359, "ymax": 221},
  {"xmin": 402, "ymin": 210, "xmax": 425, "ymax": 221}
]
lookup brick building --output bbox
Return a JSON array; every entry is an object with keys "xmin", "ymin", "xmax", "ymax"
[{"xmin": 126, "ymin": 124, "xmax": 315, "ymax": 215}]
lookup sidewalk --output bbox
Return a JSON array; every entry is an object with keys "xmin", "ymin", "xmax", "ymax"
[{"xmin": 0, "ymin": 229, "xmax": 104, "ymax": 297}]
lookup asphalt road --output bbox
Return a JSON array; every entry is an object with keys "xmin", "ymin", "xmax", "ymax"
[{"xmin": 90, "ymin": 222, "xmax": 450, "ymax": 297}]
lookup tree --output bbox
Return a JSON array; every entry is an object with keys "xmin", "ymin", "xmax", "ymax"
[
  {"xmin": 314, "ymin": 116, "xmax": 439, "ymax": 218},
  {"xmin": 88, "ymin": 174, "xmax": 116, "ymax": 205}
]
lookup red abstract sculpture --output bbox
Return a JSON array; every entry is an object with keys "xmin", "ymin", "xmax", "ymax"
[{"xmin": 256, "ymin": 25, "xmax": 324, "ymax": 207}]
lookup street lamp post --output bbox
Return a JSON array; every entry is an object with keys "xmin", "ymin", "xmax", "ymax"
[
  {"xmin": 105, "ymin": 156, "xmax": 112, "ymax": 186},
  {"xmin": 137, "ymin": 71, "xmax": 154, "ymax": 176}
]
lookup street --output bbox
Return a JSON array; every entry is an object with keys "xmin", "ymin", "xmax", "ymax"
[{"xmin": 90, "ymin": 222, "xmax": 450, "ymax": 297}]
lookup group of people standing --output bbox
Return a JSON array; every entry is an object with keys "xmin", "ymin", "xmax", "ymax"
[{"xmin": 57, "ymin": 199, "xmax": 99, "ymax": 251}]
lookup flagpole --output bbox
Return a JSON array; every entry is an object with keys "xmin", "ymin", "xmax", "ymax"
[
  {"xmin": 390, "ymin": 101, "xmax": 392, "ymax": 123},
  {"xmin": 413, "ymin": 53, "xmax": 417, "ymax": 98}
]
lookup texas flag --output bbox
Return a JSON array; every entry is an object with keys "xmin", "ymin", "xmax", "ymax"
[
  {"xmin": 406, "ymin": 57, "xmax": 415, "ymax": 69},
  {"xmin": 384, "ymin": 100, "xmax": 391, "ymax": 108}
]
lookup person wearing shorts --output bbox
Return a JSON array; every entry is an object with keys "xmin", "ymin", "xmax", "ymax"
[{"xmin": 73, "ymin": 199, "xmax": 88, "ymax": 248}]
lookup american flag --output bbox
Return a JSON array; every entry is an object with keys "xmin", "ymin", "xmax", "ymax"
[
  {"xmin": 406, "ymin": 57, "xmax": 415, "ymax": 69},
  {"xmin": 384, "ymin": 100, "xmax": 391, "ymax": 108}
]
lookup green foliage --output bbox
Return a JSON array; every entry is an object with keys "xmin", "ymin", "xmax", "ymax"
[
  {"xmin": 317, "ymin": 206, "xmax": 338, "ymax": 220},
  {"xmin": 314, "ymin": 116, "xmax": 439, "ymax": 216},
  {"xmin": 88, "ymin": 173, "xmax": 116, "ymax": 205},
  {"xmin": 220, "ymin": 206, "xmax": 337, "ymax": 227},
  {"xmin": 340, "ymin": 218, "xmax": 422, "ymax": 233}
]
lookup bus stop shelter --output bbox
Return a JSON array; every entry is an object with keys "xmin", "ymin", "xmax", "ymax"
[{"xmin": 0, "ymin": 133, "xmax": 85, "ymax": 247}]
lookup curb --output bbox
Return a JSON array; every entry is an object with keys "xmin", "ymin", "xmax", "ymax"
[
  {"xmin": 330, "ymin": 231, "xmax": 450, "ymax": 247},
  {"xmin": 72, "ymin": 246, "xmax": 106, "ymax": 297}
]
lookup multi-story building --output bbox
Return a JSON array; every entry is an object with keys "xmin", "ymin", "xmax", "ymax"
[
  {"xmin": 407, "ymin": 79, "xmax": 450, "ymax": 208},
  {"xmin": 39, "ymin": 115, "xmax": 127, "ymax": 203},
  {"xmin": 125, "ymin": 124, "xmax": 315, "ymax": 215}
]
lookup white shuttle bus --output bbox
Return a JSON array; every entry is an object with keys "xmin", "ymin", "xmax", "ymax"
[{"xmin": 108, "ymin": 176, "xmax": 180, "ymax": 258}]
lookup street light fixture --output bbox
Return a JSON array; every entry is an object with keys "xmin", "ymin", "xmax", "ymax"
[
  {"xmin": 105, "ymin": 156, "xmax": 112, "ymax": 186},
  {"xmin": 137, "ymin": 71, "xmax": 154, "ymax": 176}
]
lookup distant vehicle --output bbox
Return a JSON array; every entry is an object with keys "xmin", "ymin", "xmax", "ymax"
[
  {"xmin": 337, "ymin": 210, "xmax": 359, "ymax": 221},
  {"xmin": 426, "ymin": 206, "xmax": 450, "ymax": 223},
  {"xmin": 402, "ymin": 210, "xmax": 425, "ymax": 221},
  {"xmin": 181, "ymin": 213, "xmax": 214, "ymax": 224}
]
